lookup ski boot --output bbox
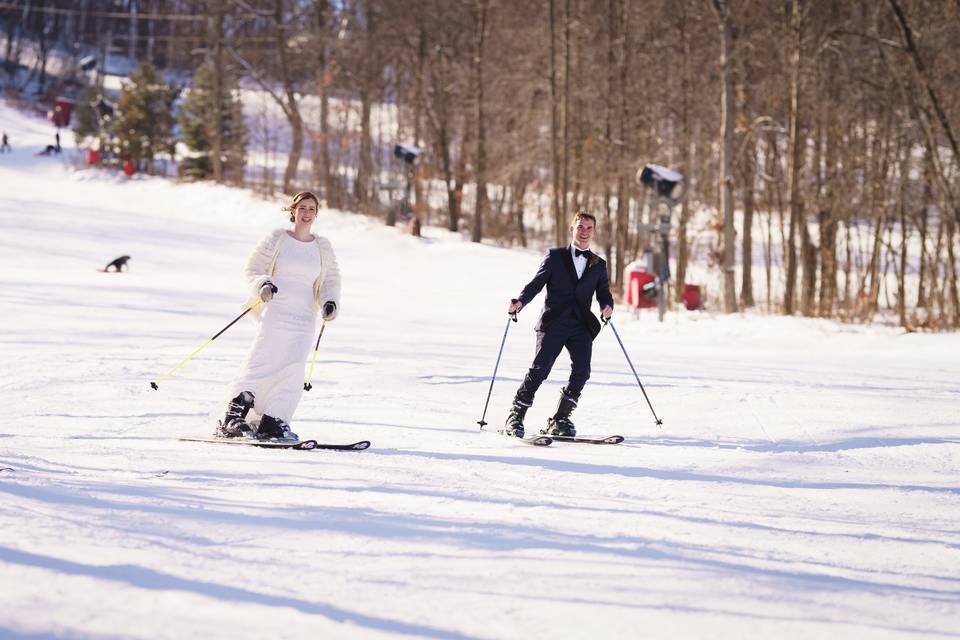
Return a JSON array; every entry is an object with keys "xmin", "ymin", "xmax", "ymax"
[
  {"xmin": 543, "ymin": 388, "xmax": 578, "ymax": 437},
  {"xmin": 503, "ymin": 401, "xmax": 529, "ymax": 438},
  {"xmin": 256, "ymin": 414, "xmax": 299, "ymax": 442},
  {"xmin": 218, "ymin": 391, "xmax": 255, "ymax": 438}
]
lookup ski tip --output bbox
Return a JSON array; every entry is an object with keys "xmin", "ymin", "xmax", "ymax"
[
  {"xmin": 149, "ymin": 381, "xmax": 158, "ymax": 390},
  {"xmin": 351, "ymin": 440, "xmax": 371, "ymax": 450},
  {"xmin": 544, "ymin": 434, "xmax": 624, "ymax": 444}
]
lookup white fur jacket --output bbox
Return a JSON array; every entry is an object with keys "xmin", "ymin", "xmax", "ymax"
[{"xmin": 243, "ymin": 228, "xmax": 342, "ymax": 320}]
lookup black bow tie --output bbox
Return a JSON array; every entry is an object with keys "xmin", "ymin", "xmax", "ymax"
[{"xmin": 575, "ymin": 248, "xmax": 589, "ymax": 258}]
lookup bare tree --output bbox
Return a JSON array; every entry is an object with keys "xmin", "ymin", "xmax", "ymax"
[
  {"xmin": 470, "ymin": 0, "xmax": 490, "ymax": 243},
  {"xmin": 709, "ymin": 0, "xmax": 738, "ymax": 313}
]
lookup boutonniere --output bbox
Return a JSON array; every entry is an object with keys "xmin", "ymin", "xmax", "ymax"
[{"xmin": 588, "ymin": 254, "xmax": 600, "ymax": 269}]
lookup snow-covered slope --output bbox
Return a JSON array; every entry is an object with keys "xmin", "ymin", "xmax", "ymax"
[{"xmin": 1, "ymin": 101, "xmax": 959, "ymax": 639}]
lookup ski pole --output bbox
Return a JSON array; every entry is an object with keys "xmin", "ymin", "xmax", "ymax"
[
  {"xmin": 303, "ymin": 320, "xmax": 327, "ymax": 391},
  {"xmin": 604, "ymin": 317, "xmax": 663, "ymax": 428},
  {"xmin": 476, "ymin": 305, "xmax": 519, "ymax": 430},
  {"xmin": 150, "ymin": 299, "xmax": 263, "ymax": 390}
]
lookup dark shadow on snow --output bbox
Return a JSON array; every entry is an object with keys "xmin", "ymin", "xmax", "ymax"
[{"xmin": 0, "ymin": 545, "xmax": 479, "ymax": 640}]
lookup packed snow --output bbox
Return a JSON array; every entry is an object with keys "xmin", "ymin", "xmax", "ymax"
[{"xmin": 1, "ymin": 101, "xmax": 959, "ymax": 639}]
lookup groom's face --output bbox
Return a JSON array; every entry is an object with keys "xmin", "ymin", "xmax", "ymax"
[{"xmin": 570, "ymin": 218, "xmax": 595, "ymax": 249}]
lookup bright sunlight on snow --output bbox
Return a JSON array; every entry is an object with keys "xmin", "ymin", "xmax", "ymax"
[{"xmin": 1, "ymin": 101, "xmax": 959, "ymax": 639}]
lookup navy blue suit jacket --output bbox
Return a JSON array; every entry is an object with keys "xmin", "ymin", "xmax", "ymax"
[{"xmin": 517, "ymin": 246, "xmax": 614, "ymax": 339}]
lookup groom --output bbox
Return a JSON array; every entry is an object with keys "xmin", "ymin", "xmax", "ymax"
[{"xmin": 505, "ymin": 211, "xmax": 614, "ymax": 438}]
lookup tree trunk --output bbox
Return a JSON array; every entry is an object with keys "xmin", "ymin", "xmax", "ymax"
[
  {"xmin": 862, "ymin": 110, "xmax": 894, "ymax": 321},
  {"xmin": 615, "ymin": 173, "xmax": 629, "ymax": 288},
  {"xmin": 675, "ymin": 3, "xmax": 692, "ymax": 302},
  {"xmin": 710, "ymin": 0, "xmax": 738, "ymax": 313},
  {"xmin": 562, "ymin": 0, "xmax": 572, "ymax": 222},
  {"xmin": 471, "ymin": 0, "xmax": 489, "ymax": 243},
  {"xmin": 147, "ymin": 0, "xmax": 157, "ymax": 63},
  {"xmin": 513, "ymin": 175, "xmax": 529, "ymax": 247},
  {"xmin": 783, "ymin": 0, "xmax": 803, "ymax": 315},
  {"xmin": 425, "ymin": 46, "xmax": 458, "ymax": 232},
  {"xmin": 439, "ymin": 124, "xmax": 457, "ymax": 231},
  {"xmin": 210, "ymin": 0, "xmax": 224, "ymax": 183},
  {"xmin": 129, "ymin": 0, "xmax": 137, "ymax": 63},
  {"xmin": 841, "ymin": 221, "xmax": 852, "ymax": 317},
  {"xmin": 312, "ymin": 0, "xmax": 335, "ymax": 206},
  {"xmin": 763, "ymin": 132, "xmax": 776, "ymax": 311},
  {"xmin": 37, "ymin": 8, "xmax": 48, "ymax": 95},
  {"xmin": 354, "ymin": 1, "xmax": 378, "ymax": 207},
  {"xmin": 413, "ymin": 27, "xmax": 426, "ymax": 219},
  {"xmin": 271, "ymin": 0, "xmax": 303, "ymax": 195},
  {"xmin": 947, "ymin": 220, "xmax": 960, "ymax": 327},
  {"xmin": 356, "ymin": 87, "xmax": 372, "ymax": 205},
  {"xmin": 944, "ymin": 218, "xmax": 960, "ymax": 328},
  {"xmin": 916, "ymin": 148, "xmax": 932, "ymax": 309},
  {"xmin": 453, "ymin": 115, "xmax": 470, "ymax": 231},
  {"xmin": 931, "ymin": 215, "xmax": 946, "ymax": 322},
  {"xmin": 800, "ymin": 222, "xmax": 817, "ymax": 316},
  {"xmin": 818, "ymin": 107, "xmax": 839, "ymax": 317},
  {"xmin": 571, "ymin": 0, "xmax": 585, "ymax": 211},
  {"xmin": 3, "ymin": 22, "xmax": 13, "ymax": 73},
  {"xmin": 740, "ymin": 135, "xmax": 756, "ymax": 308},
  {"xmin": 890, "ymin": 139, "xmax": 908, "ymax": 326},
  {"xmin": 603, "ymin": 0, "xmax": 617, "ymax": 278},
  {"xmin": 614, "ymin": 0, "xmax": 631, "ymax": 289},
  {"xmin": 549, "ymin": 0, "xmax": 564, "ymax": 245}
]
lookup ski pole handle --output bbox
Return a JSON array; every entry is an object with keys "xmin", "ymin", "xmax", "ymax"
[{"xmin": 507, "ymin": 298, "xmax": 521, "ymax": 321}]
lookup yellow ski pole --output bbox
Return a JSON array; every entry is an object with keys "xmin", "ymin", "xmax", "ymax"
[
  {"xmin": 304, "ymin": 320, "xmax": 327, "ymax": 391},
  {"xmin": 150, "ymin": 299, "xmax": 263, "ymax": 390}
]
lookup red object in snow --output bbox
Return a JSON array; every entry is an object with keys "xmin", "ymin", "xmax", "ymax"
[
  {"xmin": 49, "ymin": 97, "xmax": 76, "ymax": 128},
  {"xmin": 682, "ymin": 284, "xmax": 703, "ymax": 310},
  {"xmin": 626, "ymin": 271, "xmax": 658, "ymax": 309},
  {"xmin": 86, "ymin": 149, "xmax": 100, "ymax": 165},
  {"xmin": 123, "ymin": 159, "xmax": 135, "ymax": 177}
]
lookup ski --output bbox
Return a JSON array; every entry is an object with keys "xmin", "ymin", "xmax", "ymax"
[
  {"xmin": 180, "ymin": 437, "xmax": 318, "ymax": 450},
  {"xmin": 310, "ymin": 440, "xmax": 371, "ymax": 451},
  {"xmin": 486, "ymin": 429, "xmax": 553, "ymax": 446},
  {"xmin": 544, "ymin": 434, "xmax": 624, "ymax": 445},
  {"xmin": 180, "ymin": 438, "xmax": 371, "ymax": 451}
]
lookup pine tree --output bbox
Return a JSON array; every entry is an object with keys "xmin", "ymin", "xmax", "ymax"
[
  {"xmin": 72, "ymin": 86, "xmax": 103, "ymax": 146},
  {"xmin": 111, "ymin": 63, "xmax": 178, "ymax": 175},
  {"xmin": 178, "ymin": 61, "xmax": 248, "ymax": 183},
  {"xmin": 72, "ymin": 85, "xmax": 120, "ymax": 167}
]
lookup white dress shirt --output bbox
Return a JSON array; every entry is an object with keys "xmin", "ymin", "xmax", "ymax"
[{"xmin": 571, "ymin": 245, "xmax": 588, "ymax": 279}]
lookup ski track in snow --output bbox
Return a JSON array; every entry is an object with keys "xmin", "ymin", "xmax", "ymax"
[{"xmin": 1, "ymin": 101, "xmax": 960, "ymax": 639}]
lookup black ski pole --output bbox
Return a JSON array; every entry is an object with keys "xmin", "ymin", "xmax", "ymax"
[
  {"xmin": 477, "ymin": 304, "xmax": 519, "ymax": 430},
  {"xmin": 604, "ymin": 317, "xmax": 663, "ymax": 427},
  {"xmin": 150, "ymin": 290, "xmax": 273, "ymax": 390}
]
